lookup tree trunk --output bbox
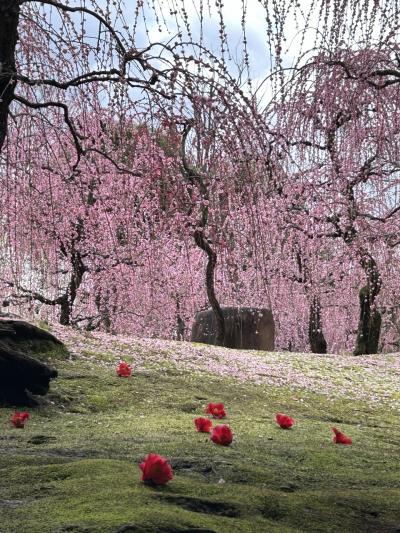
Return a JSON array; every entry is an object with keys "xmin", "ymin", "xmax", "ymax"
[
  {"xmin": 295, "ymin": 249, "xmax": 327, "ymax": 353},
  {"xmin": 0, "ymin": 1, "xmax": 20, "ymax": 153},
  {"xmin": 308, "ymin": 296, "xmax": 327, "ymax": 353},
  {"xmin": 180, "ymin": 122, "xmax": 226, "ymax": 346},
  {"xmin": 58, "ymin": 250, "xmax": 86, "ymax": 326},
  {"xmin": 176, "ymin": 316, "xmax": 185, "ymax": 340},
  {"xmin": 354, "ymin": 286, "xmax": 382, "ymax": 355},
  {"xmin": 174, "ymin": 299, "xmax": 185, "ymax": 340},
  {"xmin": 95, "ymin": 293, "xmax": 112, "ymax": 332},
  {"xmin": 354, "ymin": 253, "xmax": 382, "ymax": 355},
  {"xmin": 59, "ymin": 295, "xmax": 70, "ymax": 326},
  {"xmin": 194, "ymin": 229, "xmax": 225, "ymax": 345}
]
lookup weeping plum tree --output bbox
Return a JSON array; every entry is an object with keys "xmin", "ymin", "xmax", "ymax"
[
  {"xmin": 0, "ymin": 0, "xmax": 275, "ymax": 336},
  {"xmin": 1, "ymin": 0, "xmax": 400, "ymax": 353},
  {"xmin": 275, "ymin": 46, "xmax": 400, "ymax": 354},
  {"xmin": 0, "ymin": 0, "xmax": 260, "ymax": 330}
]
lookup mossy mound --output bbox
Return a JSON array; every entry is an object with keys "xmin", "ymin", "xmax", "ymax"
[
  {"xmin": 0, "ymin": 333, "xmax": 399, "ymax": 532},
  {"xmin": 0, "ymin": 319, "xmax": 69, "ymax": 362},
  {"xmin": 0, "ymin": 320, "xmax": 68, "ymax": 406}
]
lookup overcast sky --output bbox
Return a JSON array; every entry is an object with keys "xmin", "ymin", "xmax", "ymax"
[{"xmin": 136, "ymin": 0, "xmax": 321, "ymax": 97}]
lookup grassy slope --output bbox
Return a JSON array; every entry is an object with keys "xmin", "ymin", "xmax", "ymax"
[{"xmin": 0, "ymin": 331, "xmax": 399, "ymax": 533}]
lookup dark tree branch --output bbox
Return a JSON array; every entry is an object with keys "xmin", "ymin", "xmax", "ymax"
[
  {"xmin": 357, "ymin": 204, "xmax": 400, "ymax": 222},
  {"xmin": 0, "ymin": 0, "xmax": 20, "ymax": 152},
  {"xmin": 13, "ymin": 94, "xmax": 84, "ymax": 167},
  {"xmin": 324, "ymin": 60, "xmax": 400, "ymax": 88},
  {"xmin": 2, "ymin": 280, "xmax": 63, "ymax": 306},
  {"xmin": 16, "ymin": 71, "xmax": 136, "ymax": 90},
  {"xmin": 85, "ymin": 148, "xmax": 143, "ymax": 177}
]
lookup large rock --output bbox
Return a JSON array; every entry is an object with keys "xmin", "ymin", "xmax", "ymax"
[
  {"xmin": 0, "ymin": 319, "xmax": 63, "ymax": 406},
  {"xmin": 191, "ymin": 307, "xmax": 275, "ymax": 351}
]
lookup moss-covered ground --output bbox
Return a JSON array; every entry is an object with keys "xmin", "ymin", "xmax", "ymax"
[{"xmin": 1, "ymin": 328, "xmax": 399, "ymax": 533}]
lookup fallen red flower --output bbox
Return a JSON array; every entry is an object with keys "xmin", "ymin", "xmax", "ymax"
[
  {"xmin": 210, "ymin": 424, "xmax": 233, "ymax": 446},
  {"xmin": 194, "ymin": 417, "xmax": 213, "ymax": 433},
  {"xmin": 117, "ymin": 361, "xmax": 132, "ymax": 377},
  {"xmin": 275, "ymin": 413, "xmax": 294, "ymax": 429},
  {"xmin": 139, "ymin": 453, "xmax": 173, "ymax": 485},
  {"xmin": 205, "ymin": 402, "xmax": 226, "ymax": 419},
  {"xmin": 11, "ymin": 411, "xmax": 30, "ymax": 428},
  {"xmin": 332, "ymin": 427, "xmax": 352, "ymax": 445}
]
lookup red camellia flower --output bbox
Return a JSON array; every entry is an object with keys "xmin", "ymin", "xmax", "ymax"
[
  {"xmin": 332, "ymin": 427, "xmax": 352, "ymax": 445},
  {"xmin": 11, "ymin": 412, "xmax": 30, "ymax": 428},
  {"xmin": 117, "ymin": 361, "xmax": 132, "ymax": 377},
  {"xmin": 139, "ymin": 453, "xmax": 173, "ymax": 485},
  {"xmin": 205, "ymin": 402, "xmax": 226, "ymax": 419},
  {"xmin": 275, "ymin": 413, "xmax": 295, "ymax": 429},
  {"xmin": 210, "ymin": 424, "xmax": 233, "ymax": 446},
  {"xmin": 194, "ymin": 417, "xmax": 213, "ymax": 433}
]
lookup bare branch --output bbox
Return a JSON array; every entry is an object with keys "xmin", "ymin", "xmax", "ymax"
[
  {"xmin": 357, "ymin": 204, "xmax": 400, "ymax": 222},
  {"xmin": 2, "ymin": 280, "xmax": 64, "ymax": 306}
]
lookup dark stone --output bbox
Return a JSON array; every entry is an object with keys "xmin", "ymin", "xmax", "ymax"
[
  {"xmin": 0, "ymin": 319, "xmax": 62, "ymax": 406},
  {"xmin": 191, "ymin": 307, "xmax": 275, "ymax": 351},
  {"xmin": 0, "ymin": 319, "xmax": 64, "ymax": 353}
]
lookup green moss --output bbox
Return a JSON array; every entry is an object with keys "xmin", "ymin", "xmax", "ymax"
[
  {"xmin": 0, "ymin": 347, "xmax": 399, "ymax": 533},
  {"xmin": 2, "ymin": 337, "xmax": 68, "ymax": 364},
  {"xmin": 36, "ymin": 320, "xmax": 52, "ymax": 332}
]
